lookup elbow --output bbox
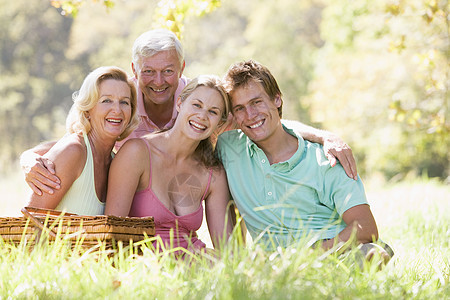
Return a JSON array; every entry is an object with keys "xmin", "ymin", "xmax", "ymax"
[{"xmin": 360, "ymin": 222, "xmax": 378, "ymax": 243}]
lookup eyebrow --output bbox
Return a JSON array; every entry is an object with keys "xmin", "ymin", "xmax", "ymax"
[
  {"xmin": 142, "ymin": 64, "xmax": 175, "ymax": 70},
  {"xmin": 231, "ymin": 95, "xmax": 261, "ymax": 110},
  {"xmin": 100, "ymin": 94, "xmax": 130, "ymax": 99},
  {"xmin": 193, "ymin": 98, "xmax": 222, "ymax": 110}
]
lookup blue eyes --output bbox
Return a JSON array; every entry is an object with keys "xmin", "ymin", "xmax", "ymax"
[
  {"xmin": 192, "ymin": 103, "xmax": 219, "ymax": 115},
  {"xmin": 142, "ymin": 70, "xmax": 174, "ymax": 75},
  {"xmin": 101, "ymin": 99, "xmax": 129, "ymax": 105}
]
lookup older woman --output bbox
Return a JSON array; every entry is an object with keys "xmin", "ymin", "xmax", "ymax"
[
  {"xmin": 27, "ymin": 66, "xmax": 139, "ymax": 215},
  {"xmin": 105, "ymin": 75, "xmax": 233, "ymax": 251}
]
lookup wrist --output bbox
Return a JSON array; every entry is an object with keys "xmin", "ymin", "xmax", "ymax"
[{"xmin": 19, "ymin": 150, "xmax": 39, "ymax": 169}]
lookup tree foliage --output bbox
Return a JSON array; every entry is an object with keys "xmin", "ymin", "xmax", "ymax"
[
  {"xmin": 50, "ymin": 0, "xmax": 222, "ymax": 38},
  {"xmin": 1, "ymin": 0, "xmax": 447, "ymax": 180},
  {"xmin": 50, "ymin": 0, "xmax": 115, "ymax": 17},
  {"xmin": 384, "ymin": 0, "xmax": 448, "ymax": 136},
  {"xmin": 306, "ymin": 0, "xmax": 449, "ymax": 179},
  {"xmin": 154, "ymin": 0, "xmax": 222, "ymax": 38},
  {"xmin": 0, "ymin": 0, "xmax": 77, "ymax": 170}
]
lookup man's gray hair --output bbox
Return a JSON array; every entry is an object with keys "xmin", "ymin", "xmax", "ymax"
[{"xmin": 132, "ymin": 29, "xmax": 184, "ymax": 70}]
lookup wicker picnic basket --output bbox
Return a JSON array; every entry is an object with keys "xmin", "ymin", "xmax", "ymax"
[{"xmin": 0, "ymin": 207, "xmax": 155, "ymax": 249}]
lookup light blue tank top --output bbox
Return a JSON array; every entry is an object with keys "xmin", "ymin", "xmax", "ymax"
[{"xmin": 55, "ymin": 133, "xmax": 105, "ymax": 215}]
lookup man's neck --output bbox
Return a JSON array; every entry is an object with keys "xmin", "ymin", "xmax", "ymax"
[
  {"xmin": 256, "ymin": 125, "xmax": 298, "ymax": 165},
  {"xmin": 144, "ymin": 98, "xmax": 174, "ymax": 129}
]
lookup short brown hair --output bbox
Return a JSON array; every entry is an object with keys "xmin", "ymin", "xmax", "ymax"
[{"xmin": 224, "ymin": 60, "xmax": 283, "ymax": 118}]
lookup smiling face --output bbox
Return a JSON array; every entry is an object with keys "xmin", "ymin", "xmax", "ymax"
[
  {"xmin": 132, "ymin": 49, "xmax": 185, "ymax": 106},
  {"xmin": 176, "ymin": 85, "xmax": 225, "ymax": 141},
  {"xmin": 87, "ymin": 79, "xmax": 132, "ymax": 140},
  {"xmin": 230, "ymin": 80, "xmax": 282, "ymax": 144}
]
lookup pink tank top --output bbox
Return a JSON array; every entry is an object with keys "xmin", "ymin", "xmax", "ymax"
[{"xmin": 129, "ymin": 140, "xmax": 212, "ymax": 251}]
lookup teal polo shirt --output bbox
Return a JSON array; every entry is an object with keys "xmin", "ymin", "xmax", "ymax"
[{"xmin": 216, "ymin": 126, "xmax": 368, "ymax": 247}]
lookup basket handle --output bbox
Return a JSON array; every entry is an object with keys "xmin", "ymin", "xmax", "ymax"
[
  {"xmin": 21, "ymin": 207, "xmax": 57, "ymax": 238},
  {"xmin": 22, "ymin": 206, "xmax": 77, "ymax": 217}
]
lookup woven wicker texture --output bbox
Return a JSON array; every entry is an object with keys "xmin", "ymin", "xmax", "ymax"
[{"xmin": 0, "ymin": 207, "xmax": 155, "ymax": 248}]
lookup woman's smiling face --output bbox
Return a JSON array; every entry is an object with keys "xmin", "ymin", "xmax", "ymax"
[
  {"xmin": 87, "ymin": 79, "xmax": 132, "ymax": 140},
  {"xmin": 176, "ymin": 85, "xmax": 225, "ymax": 140}
]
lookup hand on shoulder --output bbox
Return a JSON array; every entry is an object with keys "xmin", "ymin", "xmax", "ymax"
[
  {"xmin": 44, "ymin": 133, "xmax": 86, "ymax": 177},
  {"xmin": 27, "ymin": 133, "xmax": 87, "ymax": 209}
]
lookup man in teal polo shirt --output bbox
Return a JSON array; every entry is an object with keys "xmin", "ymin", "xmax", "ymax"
[{"xmin": 217, "ymin": 60, "xmax": 392, "ymax": 260}]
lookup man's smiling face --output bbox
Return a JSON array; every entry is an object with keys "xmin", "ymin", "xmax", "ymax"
[
  {"xmin": 133, "ymin": 49, "xmax": 184, "ymax": 106},
  {"xmin": 230, "ymin": 79, "xmax": 282, "ymax": 144}
]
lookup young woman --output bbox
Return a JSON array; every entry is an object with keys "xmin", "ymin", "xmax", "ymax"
[
  {"xmin": 105, "ymin": 75, "xmax": 233, "ymax": 251},
  {"xmin": 27, "ymin": 66, "xmax": 139, "ymax": 215}
]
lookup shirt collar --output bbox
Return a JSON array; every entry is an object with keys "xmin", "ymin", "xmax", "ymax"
[
  {"xmin": 132, "ymin": 77, "xmax": 181, "ymax": 130},
  {"xmin": 244, "ymin": 125, "xmax": 306, "ymax": 170},
  {"xmin": 282, "ymin": 125, "xmax": 305, "ymax": 170}
]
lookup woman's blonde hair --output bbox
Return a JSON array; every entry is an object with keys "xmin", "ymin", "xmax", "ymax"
[
  {"xmin": 177, "ymin": 75, "xmax": 230, "ymax": 168},
  {"xmin": 66, "ymin": 66, "xmax": 139, "ymax": 141}
]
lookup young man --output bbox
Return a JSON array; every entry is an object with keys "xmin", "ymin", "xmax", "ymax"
[
  {"xmin": 216, "ymin": 60, "xmax": 392, "ymax": 260},
  {"xmin": 22, "ymin": 30, "xmax": 357, "ymax": 198}
]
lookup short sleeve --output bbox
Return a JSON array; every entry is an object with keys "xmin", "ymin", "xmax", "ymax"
[{"xmin": 321, "ymin": 163, "xmax": 368, "ymax": 215}]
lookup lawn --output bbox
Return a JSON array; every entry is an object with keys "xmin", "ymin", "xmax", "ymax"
[{"xmin": 0, "ymin": 171, "xmax": 448, "ymax": 299}]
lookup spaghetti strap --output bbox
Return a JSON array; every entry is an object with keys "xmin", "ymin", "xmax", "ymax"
[
  {"xmin": 201, "ymin": 168, "xmax": 213, "ymax": 201},
  {"xmin": 140, "ymin": 139, "xmax": 153, "ymax": 188}
]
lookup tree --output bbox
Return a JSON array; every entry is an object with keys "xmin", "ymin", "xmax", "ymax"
[
  {"xmin": 306, "ymin": 0, "xmax": 449, "ymax": 179},
  {"xmin": 50, "ymin": 0, "xmax": 222, "ymax": 38},
  {"xmin": 0, "ymin": 0, "xmax": 78, "ymax": 170}
]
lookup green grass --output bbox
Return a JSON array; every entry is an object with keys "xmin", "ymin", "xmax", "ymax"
[{"xmin": 0, "ymin": 173, "xmax": 448, "ymax": 299}]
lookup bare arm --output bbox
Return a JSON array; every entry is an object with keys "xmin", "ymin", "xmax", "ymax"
[
  {"xmin": 20, "ymin": 140, "xmax": 61, "ymax": 195},
  {"xmin": 27, "ymin": 138, "xmax": 84, "ymax": 209},
  {"xmin": 205, "ymin": 168, "xmax": 234, "ymax": 249},
  {"xmin": 321, "ymin": 204, "xmax": 378, "ymax": 250},
  {"xmin": 282, "ymin": 119, "xmax": 358, "ymax": 180},
  {"xmin": 104, "ymin": 139, "xmax": 147, "ymax": 216}
]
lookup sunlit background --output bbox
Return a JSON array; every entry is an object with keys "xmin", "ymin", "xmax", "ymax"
[{"xmin": 0, "ymin": 0, "xmax": 448, "ymax": 218}]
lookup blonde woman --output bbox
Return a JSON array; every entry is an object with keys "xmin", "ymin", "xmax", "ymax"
[
  {"xmin": 105, "ymin": 75, "xmax": 233, "ymax": 251},
  {"xmin": 27, "ymin": 66, "xmax": 139, "ymax": 215}
]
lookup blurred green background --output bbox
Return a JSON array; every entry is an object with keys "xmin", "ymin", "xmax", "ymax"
[{"xmin": 0, "ymin": 0, "xmax": 448, "ymax": 181}]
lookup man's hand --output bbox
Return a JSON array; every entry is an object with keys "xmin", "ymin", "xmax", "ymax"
[
  {"xmin": 323, "ymin": 134, "xmax": 358, "ymax": 180},
  {"xmin": 21, "ymin": 153, "xmax": 60, "ymax": 196}
]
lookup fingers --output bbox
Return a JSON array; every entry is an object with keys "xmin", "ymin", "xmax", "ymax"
[
  {"xmin": 26, "ymin": 181, "xmax": 43, "ymax": 196},
  {"xmin": 27, "ymin": 172, "xmax": 60, "ymax": 195},
  {"xmin": 345, "ymin": 150, "xmax": 358, "ymax": 180},
  {"xmin": 42, "ymin": 158, "xmax": 56, "ymax": 175},
  {"xmin": 329, "ymin": 148, "xmax": 358, "ymax": 180},
  {"xmin": 326, "ymin": 153, "xmax": 337, "ymax": 167},
  {"xmin": 24, "ymin": 159, "xmax": 61, "ymax": 195}
]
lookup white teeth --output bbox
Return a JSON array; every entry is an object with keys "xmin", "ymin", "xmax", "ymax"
[
  {"xmin": 249, "ymin": 120, "xmax": 263, "ymax": 129},
  {"xmin": 153, "ymin": 88, "xmax": 165, "ymax": 92},
  {"xmin": 107, "ymin": 119, "xmax": 121, "ymax": 123},
  {"xmin": 189, "ymin": 121, "xmax": 206, "ymax": 130}
]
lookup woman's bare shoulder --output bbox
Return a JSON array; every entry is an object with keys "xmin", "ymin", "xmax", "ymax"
[
  {"xmin": 114, "ymin": 137, "xmax": 149, "ymax": 161},
  {"xmin": 45, "ymin": 133, "xmax": 85, "ymax": 162}
]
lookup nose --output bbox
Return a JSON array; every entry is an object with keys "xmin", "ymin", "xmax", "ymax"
[
  {"xmin": 154, "ymin": 72, "xmax": 164, "ymax": 85},
  {"xmin": 112, "ymin": 101, "xmax": 121, "ymax": 113},
  {"xmin": 198, "ymin": 109, "xmax": 208, "ymax": 120},
  {"xmin": 245, "ymin": 105, "xmax": 258, "ymax": 119}
]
